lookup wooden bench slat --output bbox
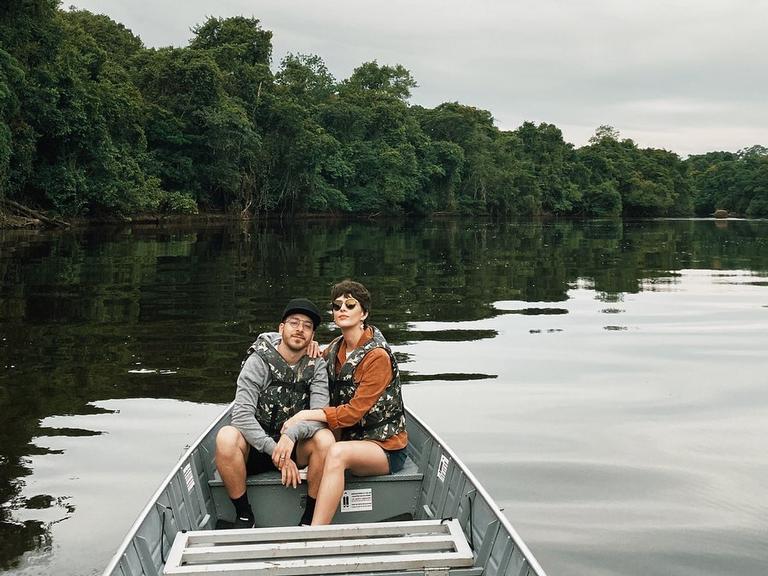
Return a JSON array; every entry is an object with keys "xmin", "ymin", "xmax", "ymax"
[
  {"xmin": 182, "ymin": 534, "xmax": 456, "ymax": 562},
  {"xmin": 446, "ymin": 518, "xmax": 474, "ymax": 562},
  {"xmin": 186, "ymin": 520, "xmax": 450, "ymax": 545},
  {"xmin": 166, "ymin": 550, "xmax": 474, "ymax": 575}
]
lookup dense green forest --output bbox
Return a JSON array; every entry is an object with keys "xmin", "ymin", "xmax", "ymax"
[{"xmin": 1, "ymin": 1, "xmax": 767, "ymax": 221}]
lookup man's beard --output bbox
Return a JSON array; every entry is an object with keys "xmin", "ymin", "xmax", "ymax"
[{"xmin": 282, "ymin": 332, "xmax": 309, "ymax": 353}]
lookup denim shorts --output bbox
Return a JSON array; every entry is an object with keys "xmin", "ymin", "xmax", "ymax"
[{"xmin": 385, "ymin": 447, "xmax": 408, "ymax": 474}]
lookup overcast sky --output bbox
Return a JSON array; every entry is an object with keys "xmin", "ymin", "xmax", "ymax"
[{"xmin": 70, "ymin": 0, "xmax": 767, "ymax": 157}]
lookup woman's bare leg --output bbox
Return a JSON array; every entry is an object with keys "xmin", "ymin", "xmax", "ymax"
[{"xmin": 311, "ymin": 440, "xmax": 389, "ymax": 525}]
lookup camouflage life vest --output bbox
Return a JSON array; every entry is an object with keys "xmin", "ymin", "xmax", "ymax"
[
  {"xmin": 326, "ymin": 326, "xmax": 406, "ymax": 442},
  {"xmin": 243, "ymin": 336, "xmax": 315, "ymax": 440}
]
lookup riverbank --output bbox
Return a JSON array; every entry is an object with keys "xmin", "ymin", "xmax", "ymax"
[
  {"xmin": 0, "ymin": 206, "xmax": 447, "ymax": 230},
  {"xmin": 0, "ymin": 206, "xmax": 285, "ymax": 230}
]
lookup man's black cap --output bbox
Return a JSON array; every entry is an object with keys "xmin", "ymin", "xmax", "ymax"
[{"xmin": 281, "ymin": 298, "xmax": 322, "ymax": 329}]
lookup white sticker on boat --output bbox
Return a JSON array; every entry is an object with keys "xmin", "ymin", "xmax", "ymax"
[
  {"xmin": 437, "ymin": 455, "xmax": 450, "ymax": 482},
  {"xmin": 183, "ymin": 463, "xmax": 195, "ymax": 492},
  {"xmin": 340, "ymin": 489, "xmax": 373, "ymax": 512}
]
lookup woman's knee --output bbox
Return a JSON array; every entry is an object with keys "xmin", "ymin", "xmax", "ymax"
[{"xmin": 324, "ymin": 442, "xmax": 350, "ymax": 470}]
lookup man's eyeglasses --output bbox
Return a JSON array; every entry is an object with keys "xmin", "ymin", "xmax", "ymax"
[
  {"xmin": 331, "ymin": 298, "xmax": 359, "ymax": 312},
  {"xmin": 284, "ymin": 318, "xmax": 314, "ymax": 331}
]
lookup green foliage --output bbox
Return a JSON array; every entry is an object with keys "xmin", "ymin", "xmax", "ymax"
[
  {"xmin": 131, "ymin": 46, "xmax": 262, "ymax": 211},
  {"xmin": 746, "ymin": 195, "xmax": 768, "ymax": 217},
  {"xmin": 589, "ymin": 124, "xmax": 621, "ymax": 144},
  {"xmin": 0, "ymin": 49, "xmax": 22, "ymax": 194},
  {"xmin": 686, "ymin": 146, "xmax": 768, "ymax": 216},
  {"xmin": 189, "ymin": 16, "xmax": 273, "ymax": 107},
  {"xmin": 418, "ymin": 139, "xmax": 464, "ymax": 212},
  {"xmin": 574, "ymin": 127, "xmax": 690, "ymax": 217},
  {"xmin": 0, "ymin": 4, "xmax": 167, "ymax": 215},
  {"xmin": 511, "ymin": 122, "xmax": 580, "ymax": 215},
  {"xmin": 584, "ymin": 181, "xmax": 622, "ymax": 216},
  {"xmin": 190, "ymin": 16, "xmax": 272, "ymax": 66},
  {"xmin": 414, "ymin": 103, "xmax": 499, "ymax": 213},
  {"xmin": 62, "ymin": 9, "xmax": 143, "ymax": 61},
  {"xmin": 276, "ymin": 53, "xmax": 336, "ymax": 104},
  {"xmin": 0, "ymin": 0, "xmax": 60, "ymax": 68},
  {"xmin": 158, "ymin": 190, "xmax": 199, "ymax": 214},
  {"xmin": 0, "ymin": 7, "xmax": 764, "ymax": 220},
  {"xmin": 340, "ymin": 61, "xmax": 417, "ymax": 101}
]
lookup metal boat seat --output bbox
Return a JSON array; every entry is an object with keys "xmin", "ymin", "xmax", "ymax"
[{"xmin": 208, "ymin": 457, "xmax": 423, "ymax": 526}]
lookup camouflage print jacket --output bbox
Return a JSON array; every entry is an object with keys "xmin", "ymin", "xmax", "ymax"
[
  {"xmin": 248, "ymin": 336, "xmax": 315, "ymax": 440},
  {"xmin": 231, "ymin": 333, "xmax": 329, "ymax": 455},
  {"xmin": 326, "ymin": 326, "xmax": 406, "ymax": 442}
]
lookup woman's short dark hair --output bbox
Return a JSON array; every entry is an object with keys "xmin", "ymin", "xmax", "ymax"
[{"xmin": 331, "ymin": 279, "xmax": 371, "ymax": 325}]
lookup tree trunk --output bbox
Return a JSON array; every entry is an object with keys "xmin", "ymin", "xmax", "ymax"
[{"xmin": 0, "ymin": 198, "xmax": 70, "ymax": 228}]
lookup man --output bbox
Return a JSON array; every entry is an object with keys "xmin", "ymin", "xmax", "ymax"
[{"xmin": 215, "ymin": 298, "xmax": 334, "ymax": 528}]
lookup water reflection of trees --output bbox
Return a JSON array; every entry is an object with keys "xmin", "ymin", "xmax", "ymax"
[
  {"xmin": 0, "ymin": 519, "xmax": 51, "ymax": 571},
  {"xmin": 0, "ymin": 218, "xmax": 767, "ymax": 568}
]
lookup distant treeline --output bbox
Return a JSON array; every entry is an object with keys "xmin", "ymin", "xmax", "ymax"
[{"xmin": 1, "ymin": 1, "xmax": 767, "ymax": 219}]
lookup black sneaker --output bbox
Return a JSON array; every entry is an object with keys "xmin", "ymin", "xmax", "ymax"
[{"xmin": 233, "ymin": 513, "xmax": 255, "ymax": 529}]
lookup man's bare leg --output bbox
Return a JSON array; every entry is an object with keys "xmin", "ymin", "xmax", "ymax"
[
  {"xmin": 215, "ymin": 425, "xmax": 255, "ymax": 527},
  {"xmin": 215, "ymin": 425, "xmax": 250, "ymax": 498}
]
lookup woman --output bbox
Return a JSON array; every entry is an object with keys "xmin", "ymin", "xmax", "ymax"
[{"xmin": 281, "ymin": 279, "xmax": 408, "ymax": 525}]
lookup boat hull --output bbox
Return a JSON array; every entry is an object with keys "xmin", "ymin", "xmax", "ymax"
[{"xmin": 102, "ymin": 404, "xmax": 546, "ymax": 576}]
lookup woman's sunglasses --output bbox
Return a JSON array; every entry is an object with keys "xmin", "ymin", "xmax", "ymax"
[{"xmin": 331, "ymin": 298, "xmax": 359, "ymax": 312}]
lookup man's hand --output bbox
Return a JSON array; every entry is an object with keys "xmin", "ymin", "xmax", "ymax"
[
  {"xmin": 306, "ymin": 340, "xmax": 323, "ymax": 358},
  {"xmin": 280, "ymin": 458, "xmax": 301, "ymax": 488},
  {"xmin": 272, "ymin": 434, "xmax": 295, "ymax": 468}
]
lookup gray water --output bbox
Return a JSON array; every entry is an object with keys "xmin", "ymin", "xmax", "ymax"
[{"xmin": 1, "ymin": 218, "xmax": 766, "ymax": 575}]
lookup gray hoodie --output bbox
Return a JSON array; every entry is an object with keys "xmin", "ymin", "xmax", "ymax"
[{"xmin": 230, "ymin": 332, "xmax": 329, "ymax": 455}]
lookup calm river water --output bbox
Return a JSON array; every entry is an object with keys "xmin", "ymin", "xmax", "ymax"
[{"xmin": 1, "ymin": 218, "xmax": 766, "ymax": 576}]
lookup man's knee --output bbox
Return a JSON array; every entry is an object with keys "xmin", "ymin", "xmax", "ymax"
[
  {"xmin": 216, "ymin": 426, "xmax": 245, "ymax": 458},
  {"xmin": 310, "ymin": 428, "xmax": 335, "ymax": 454}
]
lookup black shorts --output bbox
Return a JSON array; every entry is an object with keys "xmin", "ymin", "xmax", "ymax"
[
  {"xmin": 246, "ymin": 444, "xmax": 298, "ymax": 475},
  {"xmin": 385, "ymin": 447, "xmax": 408, "ymax": 474}
]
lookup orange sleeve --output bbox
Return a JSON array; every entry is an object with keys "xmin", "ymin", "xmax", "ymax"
[{"xmin": 322, "ymin": 348, "xmax": 392, "ymax": 430}]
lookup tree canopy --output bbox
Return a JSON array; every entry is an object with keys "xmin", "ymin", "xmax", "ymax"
[{"xmin": 1, "ymin": 3, "xmax": 765, "ymax": 220}]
